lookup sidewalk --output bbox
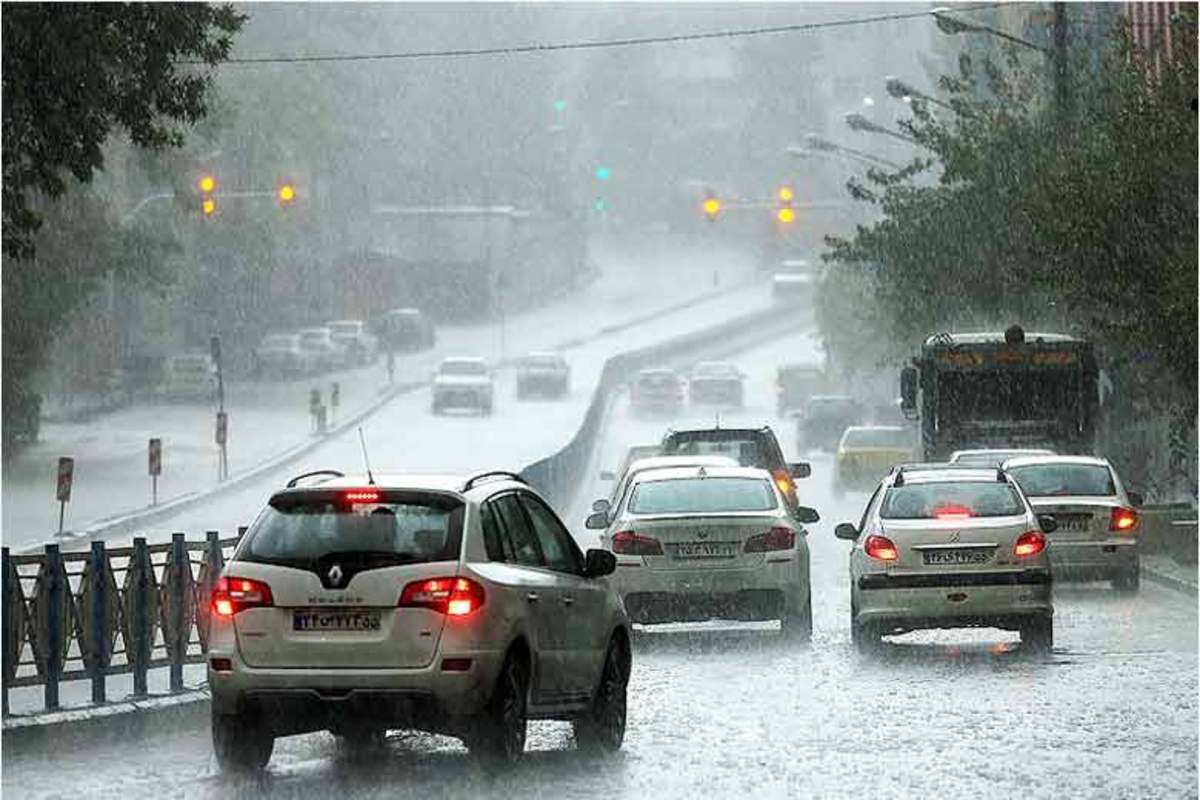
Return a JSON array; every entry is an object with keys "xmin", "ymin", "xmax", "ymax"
[
  {"xmin": 1141, "ymin": 554, "xmax": 1199, "ymax": 594},
  {"xmin": 2, "ymin": 235, "xmax": 758, "ymax": 543}
]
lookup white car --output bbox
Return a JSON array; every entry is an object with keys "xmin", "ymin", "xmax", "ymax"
[
  {"xmin": 254, "ymin": 333, "xmax": 315, "ymax": 379},
  {"xmin": 162, "ymin": 353, "xmax": 217, "ymax": 402},
  {"xmin": 298, "ymin": 327, "xmax": 349, "ymax": 372},
  {"xmin": 327, "ymin": 320, "xmax": 379, "ymax": 366},
  {"xmin": 949, "ymin": 448, "xmax": 1056, "ymax": 468},
  {"xmin": 1004, "ymin": 455, "xmax": 1143, "ymax": 592},
  {"xmin": 432, "ymin": 357, "xmax": 494, "ymax": 415},
  {"xmin": 587, "ymin": 465, "xmax": 817, "ymax": 639},
  {"xmin": 835, "ymin": 464, "xmax": 1055, "ymax": 653},
  {"xmin": 208, "ymin": 470, "xmax": 631, "ymax": 772},
  {"xmin": 591, "ymin": 454, "xmax": 739, "ymax": 525}
]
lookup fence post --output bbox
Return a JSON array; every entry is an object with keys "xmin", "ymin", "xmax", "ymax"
[
  {"xmin": 88, "ymin": 541, "xmax": 108, "ymax": 705},
  {"xmin": 131, "ymin": 538, "xmax": 150, "ymax": 698},
  {"xmin": 2, "ymin": 547, "xmax": 12, "ymax": 717},
  {"xmin": 197, "ymin": 531, "xmax": 225, "ymax": 653},
  {"xmin": 44, "ymin": 544, "xmax": 64, "ymax": 712},
  {"xmin": 169, "ymin": 533, "xmax": 186, "ymax": 693}
]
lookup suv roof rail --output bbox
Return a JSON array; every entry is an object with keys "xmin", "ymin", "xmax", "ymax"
[
  {"xmin": 462, "ymin": 470, "xmax": 525, "ymax": 492},
  {"xmin": 892, "ymin": 463, "xmax": 1006, "ymax": 488},
  {"xmin": 286, "ymin": 469, "xmax": 345, "ymax": 488}
]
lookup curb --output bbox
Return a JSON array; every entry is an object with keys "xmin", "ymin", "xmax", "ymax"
[{"xmin": 1140, "ymin": 563, "xmax": 1199, "ymax": 595}]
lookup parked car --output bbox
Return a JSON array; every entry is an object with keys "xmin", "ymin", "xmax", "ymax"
[
  {"xmin": 772, "ymin": 259, "xmax": 821, "ymax": 302},
  {"xmin": 208, "ymin": 469, "xmax": 631, "ymax": 772},
  {"xmin": 432, "ymin": 357, "xmax": 494, "ymax": 415},
  {"xmin": 327, "ymin": 320, "xmax": 379, "ymax": 366},
  {"xmin": 630, "ymin": 368, "xmax": 685, "ymax": 416},
  {"xmin": 688, "ymin": 362, "xmax": 744, "ymax": 407},
  {"xmin": 835, "ymin": 425, "xmax": 916, "ymax": 496},
  {"xmin": 162, "ymin": 353, "xmax": 217, "ymax": 402},
  {"xmin": 1004, "ymin": 455, "xmax": 1143, "ymax": 592},
  {"xmin": 777, "ymin": 363, "xmax": 825, "ymax": 416},
  {"xmin": 949, "ymin": 448, "xmax": 1057, "ymax": 468},
  {"xmin": 254, "ymin": 333, "xmax": 314, "ymax": 379},
  {"xmin": 515, "ymin": 352, "xmax": 570, "ymax": 399},
  {"xmin": 587, "ymin": 464, "xmax": 818, "ymax": 638},
  {"xmin": 660, "ymin": 426, "xmax": 811, "ymax": 510},
  {"xmin": 796, "ymin": 394, "xmax": 862, "ymax": 451},
  {"xmin": 378, "ymin": 307, "xmax": 436, "ymax": 352},
  {"xmin": 835, "ymin": 463, "xmax": 1055, "ymax": 653},
  {"xmin": 298, "ymin": 327, "xmax": 349, "ymax": 372}
]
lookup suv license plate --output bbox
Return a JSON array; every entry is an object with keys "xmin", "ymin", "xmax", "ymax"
[
  {"xmin": 675, "ymin": 542, "xmax": 737, "ymax": 559},
  {"xmin": 922, "ymin": 550, "xmax": 992, "ymax": 567},
  {"xmin": 293, "ymin": 609, "xmax": 381, "ymax": 632}
]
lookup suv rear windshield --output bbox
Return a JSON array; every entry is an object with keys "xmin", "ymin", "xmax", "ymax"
[
  {"xmin": 662, "ymin": 433, "xmax": 776, "ymax": 470},
  {"xmin": 842, "ymin": 428, "xmax": 911, "ymax": 449},
  {"xmin": 241, "ymin": 492, "xmax": 465, "ymax": 569},
  {"xmin": 881, "ymin": 481, "xmax": 1025, "ymax": 519},
  {"xmin": 629, "ymin": 477, "xmax": 777, "ymax": 514},
  {"xmin": 1007, "ymin": 463, "xmax": 1115, "ymax": 497}
]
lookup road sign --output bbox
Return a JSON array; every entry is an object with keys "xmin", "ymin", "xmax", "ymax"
[
  {"xmin": 215, "ymin": 412, "xmax": 228, "ymax": 446},
  {"xmin": 56, "ymin": 457, "xmax": 74, "ymax": 503},
  {"xmin": 148, "ymin": 438, "xmax": 162, "ymax": 476}
]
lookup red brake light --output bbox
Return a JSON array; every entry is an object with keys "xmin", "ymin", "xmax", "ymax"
[
  {"xmin": 399, "ymin": 577, "xmax": 485, "ymax": 616},
  {"xmin": 1014, "ymin": 531, "xmax": 1046, "ymax": 558},
  {"xmin": 864, "ymin": 535, "xmax": 899, "ymax": 562},
  {"xmin": 211, "ymin": 576, "xmax": 274, "ymax": 616},
  {"xmin": 1110, "ymin": 507, "xmax": 1138, "ymax": 533},
  {"xmin": 933, "ymin": 504, "xmax": 973, "ymax": 520},
  {"xmin": 745, "ymin": 526, "xmax": 796, "ymax": 553},
  {"xmin": 611, "ymin": 530, "xmax": 664, "ymax": 556},
  {"xmin": 344, "ymin": 489, "xmax": 381, "ymax": 504}
]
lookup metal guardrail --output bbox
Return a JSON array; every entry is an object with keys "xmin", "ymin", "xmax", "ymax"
[
  {"xmin": 2, "ymin": 531, "xmax": 243, "ymax": 716},
  {"xmin": 1140, "ymin": 503, "xmax": 1198, "ymax": 565}
]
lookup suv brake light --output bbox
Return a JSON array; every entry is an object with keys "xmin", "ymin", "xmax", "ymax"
[
  {"xmin": 612, "ymin": 531, "xmax": 664, "ymax": 556},
  {"xmin": 212, "ymin": 577, "xmax": 274, "ymax": 616},
  {"xmin": 864, "ymin": 535, "xmax": 899, "ymax": 562},
  {"xmin": 1110, "ymin": 507, "xmax": 1138, "ymax": 533},
  {"xmin": 745, "ymin": 526, "xmax": 795, "ymax": 553},
  {"xmin": 399, "ymin": 577, "xmax": 485, "ymax": 616},
  {"xmin": 1014, "ymin": 531, "xmax": 1046, "ymax": 557}
]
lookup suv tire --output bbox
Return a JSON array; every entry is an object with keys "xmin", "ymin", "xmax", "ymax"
[
  {"xmin": 573, "ymin": 637, "xmax": 628, "ymax": 754},
  {"xmin": 212, "ymin": 710, "xmax": 273, "ymax": 773},
  {"xmin": 469, "ymin": 653, "xmax": 528, "ymax": 764}
]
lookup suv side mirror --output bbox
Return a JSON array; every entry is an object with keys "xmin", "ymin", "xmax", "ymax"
[
  {"xmin": 789, "ymin": 462, "xmax": 812, "ymax": 479},
  {"xmin": 1037, "ymin": 514, "xmax": 1058, "ymax": 534},
  {"xmin": 794, "ymin": 505, "xmax": 820, "ymax": 524},
  {"xmin": 834, "ymin": 522, "xmax": 859, "ymax": 540},
  {"xmin": 1128, "ymin": 491, "xmax": 1145, "ymax": 508},
  {"xmin": 900, "ymin": 366, "xmax": 918, "ymax": 412},
  {"xmin": 585, "ymin": 512, "xmax": 609, "ymax": 530},
  {"xmin": 591, "ymin": 498, "xmax": 611, "ymax": 514},
  {"xmin": 584, "ymin": 549, "xmax": 616, "ymax": 578}
]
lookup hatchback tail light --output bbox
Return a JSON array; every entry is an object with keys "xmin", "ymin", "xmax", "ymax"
[
  {"xmin": 211, "ymin": 577, "xmax": 274, "ymax": 617},
  {"xmin": 1110, "ymin": 507, "xmax": 1138, "ymax": 533},
  {"xmin": 1013, "ymin": 531, "xmax": 1046, "ymax": 558},
  {"xmin": 745, "ymin": 526, "xmax": 796, "ymax": 553},
  {"xmin": 864, "ymin": 535, "xmax": 899, "ymax": 562},
  {"xmin": 400, "ymin": 577, "xmax": 485, "ymax": 616},
  {"xmin": 611, "ymin": 531, "xmax": 664, "ymax": 556}
]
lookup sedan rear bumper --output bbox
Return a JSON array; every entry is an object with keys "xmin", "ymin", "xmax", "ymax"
[
  {"xmin": 1048, "ymin": 539, "xmax": 1137, "ymax": 581},
  {"xmin": 615, "ymin": 557, "xmax": 805, "ymax": 624}
]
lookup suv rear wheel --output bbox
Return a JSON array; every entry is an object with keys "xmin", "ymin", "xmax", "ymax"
[
  {"xmin": 573, "ymin": 637, "xmax": 628, "ymax": 753},
  {"xmin": 468, "ymin": 652, "xmax": 528, "ymax": 764},
  {"xmin": 212, "ymin": 711, "xmax": 274, "ymax": 773}
]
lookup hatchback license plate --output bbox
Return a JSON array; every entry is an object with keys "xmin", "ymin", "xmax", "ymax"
[
  {"xmin": 922, "ymin": 550, "xmax": 992, "ymax": 566},
  {"xmin": 674, "ymin": 542, "xmax": 737, "ymax": 559},
  {"xmin": 293, "ymin": 609, "xmax": 381, "ymax": 632}
]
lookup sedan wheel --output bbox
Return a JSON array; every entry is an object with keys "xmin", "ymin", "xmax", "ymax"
[
  {"xmin": 573, "ymin": 637, "xmax": 628, "ymax": 753},
  {"xmin": 780, "ymin": 587, "xmax": 813, "ymax": 642}
]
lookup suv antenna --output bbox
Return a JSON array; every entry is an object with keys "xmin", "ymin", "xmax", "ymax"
[{"xmin": 357, "ymin": 426, "xmax": 376, "ymax": 485}]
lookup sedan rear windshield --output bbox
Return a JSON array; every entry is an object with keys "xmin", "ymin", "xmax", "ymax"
[
  {"xmin": 881, "ymin": 482, "xmax": 1025, "ymax": 519},
  {"xmin": 1007, "ymin": 464, "xmax": 1115, "ymax": 497},
  {"xmin": 630, "ymin": 477, "xmax": 777, "ymax": 514},
  {"xmin": 441, "ymin": 361, "xmax": 486, "ymax": 375},
  {"xmin": 241, "ymin": 493, "xmax": 464, "ymax": 569}
]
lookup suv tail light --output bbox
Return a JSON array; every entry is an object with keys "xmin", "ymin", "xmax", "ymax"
[
  {"xmin": 611, "ymin": 531, "xmax": 664, "ymax": 556},
  {"xmin": 864, "ymin": 535, "xmax": 899, "ymax": 562},
  {"xmin": 1014, "ymin": 531, "xmax": 1046, "ymax": 558},
  {"xmin": 745, "ymin": 526, "xmax": 795, "ymax": 553},
  {"xmin": 400, "ymin": 577, "xmax": 485, "ymax": 616},
  {"xmin": 212, "ymin": 577, "xmax": 274, "ymax": 616},
  {"xmin": 772, "ymin": 470, "xmax": 795, "ymax": 497},
  {"xmin": 1110, "ymin": 507, "xmax": 1138, "ymax": 533}
]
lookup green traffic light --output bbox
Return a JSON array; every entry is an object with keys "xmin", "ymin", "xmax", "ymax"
[
  {"xmin": 595, "ymin": 166, "xmax": 611, "ymax": 181},
  {"xmin": 593, "ymin": 197, "xmax": 608, "ymax": 212},
  {"xmin": 553, "ymin": 99, "xmax": 568, "ymax": 113}
]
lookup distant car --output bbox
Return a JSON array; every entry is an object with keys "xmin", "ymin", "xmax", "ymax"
[
  {"xmin": 1004, "ymin": 455, "xmax": 1143, "ymax": 592},
  {"xmin": 797, "ymin": 395, "xmax": 862, "ymax": 451},
  {"xmin": 835, "ymin": 463, "xmax": 1054, "ymax": 653},
  {"xmin": 379, "ymin": 307, "xmax": 436, "ymax": 352},
  {"xmin": 599, "ymin": 444, "xmax": 662, "ymax": 484},
  {"xmin": 254, "ymin": 333, "xmax": 314, "ymax": 379},
  {"xmin": 949, "ymin": 448, "xmax": 1057, "ymax": 468},
  {"xmin": 298, "ymin": 327, "xmax": 348, "ymax": 372},
  {"xmin": 776, "ymin": 363, "xmax": 825, "ymax": 416},
  {"xmin": 432, "ymin": 357, "xmax": 494, "ymax": 415},
  {"xmin": 630, "ymin": 368, "xmax": 684, "ymax": 416},
  {"xmin": 591, "ymin": 454, "xmax": 740, "ymax": 527},
  {"xmin": 772, "ymin": 259, "xmax": 820, "ymax": 302},
  {"xmin": 660, "ymin": 426, "xmax": 811, "ymax": 510},
  {"xmin": 835, "ymin": 425, "xmax": 916, "ymax": 495},
  {"xmin": 688, "ymin": 362, "xmax": 744, "ymax": 407},
  {"xmin": 587, "ymin": 464, "xmax": 817, "ymax": 638},
  {"xmin": 515, "ymin": 352, "xmax": 569, "ymax": 399},
  {"xmin": 326, "ymin": 320, "xmax": 379, "ymax": 366},
  {"xmin": 208, "ymin": 470, "xmax": 630, "ymax": 772},
  {"xmin": 162, "ymin": 353, "xmax": 217, "ymax": 402}
]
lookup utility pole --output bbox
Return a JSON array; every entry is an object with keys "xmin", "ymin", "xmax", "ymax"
[{"xmin": 1052, "ymin": 2, "xmax": 1070, "ymax": 124}]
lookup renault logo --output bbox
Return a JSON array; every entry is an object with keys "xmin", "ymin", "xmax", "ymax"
[{"xmin": 328, "ymin": 565, "xmax": 344, "ymax": 585}]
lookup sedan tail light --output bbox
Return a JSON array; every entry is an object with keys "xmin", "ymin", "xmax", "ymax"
[
  {"xmin": 1110, "ymin": 507, "xmax": 1139, "ymax": 533},
  {"xmin": 864, "ymin": 535, "xmax": 899, "ymax": 562},
  {"xmin": 1013, "ymin": 531, "xmax": 1046, "ymax": 558},
  {"xmin": 611, "ymin": 531, "xmax": 664, "ymax": 556},
  {"xmin": 400, "ymin": 577, "xmax": 486, "ymax": 616},
  {"xmin": 211, "ymin": 577, "xmax": 274, "ymax": 617},
  {"xmin": 745, "ymin": 526, "xmax": 796, "ymax": 553}
]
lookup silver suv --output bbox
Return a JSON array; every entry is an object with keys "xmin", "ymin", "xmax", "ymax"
[{"xmin": 208, "ymin": 470, "xmax": 631, "ymax": 772}]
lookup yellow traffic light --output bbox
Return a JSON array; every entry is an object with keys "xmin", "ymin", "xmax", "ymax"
[
  {"xmin": 198, "ymin": 175, "xmax": 216, "ymax": 194},
  {"xmin": 778, "ymin": 185, "xmax": 795, "ymax": 203},
  {"xmin": 202, "ymin": 197, "xmax": 217, "ymax": 217},
  {"xmin": 703, "ymin": 197, "xmax": 721, "ymax": 219},
  {"xmin": 278, "ymin": 184, "xmax": 296, "ymax": 204},
  {"xmin": 777, "ymin": 206, "xmax": 796, "ymax": 224}
]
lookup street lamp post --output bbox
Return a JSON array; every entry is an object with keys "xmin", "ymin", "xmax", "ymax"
[
  {"xmin": 844, "ymin": 112, "xmax": 921, "ymax": 146},
  {"xmin": 790, "ymin": 134, "xmax": 903, "ymax": 171},
  {"xmin": 884, "ymin": 76, "xmax": 960, "ymax": 115}
]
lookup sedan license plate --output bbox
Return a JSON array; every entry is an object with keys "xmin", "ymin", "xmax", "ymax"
[
  {"xmin": 293, "ymin": 609, "xmax": 381, "ymax": 632},
  {"xmin": 674, "ymin": 541, "xmax": 737, "ymax": 559},
  {"xmin": 922, "ymin": 549, "xmax": 993, "ymax": 567}
]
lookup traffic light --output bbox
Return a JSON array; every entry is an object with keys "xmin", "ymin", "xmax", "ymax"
[
  {"xmin": 776, "ymin": 206, "xmax": 796, "ymax": 223},
  {"xmin": 777, "ymin": 185, "xmax": 795, "ymax": 203},
  {"xmin": 278, "ymin": 183, "xmax": 296, "ymax": 204},
  {"xmin": 775, "ymin": 184, "xmax": 796, "ymax": 226},
  {"xmin": 202, "ymin": 197, "xmax": 217, "ymax": 217},
  {"xmin": 594, "ymin": 166, "xmax": 611, "ymax": 182},
  {"xmin": 703, "ymin": 197, "xmax": 721, "ymax": 220},
  {"xmin": 198, "ymin": 175, "xmax": 217, "ymax": 194}
]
